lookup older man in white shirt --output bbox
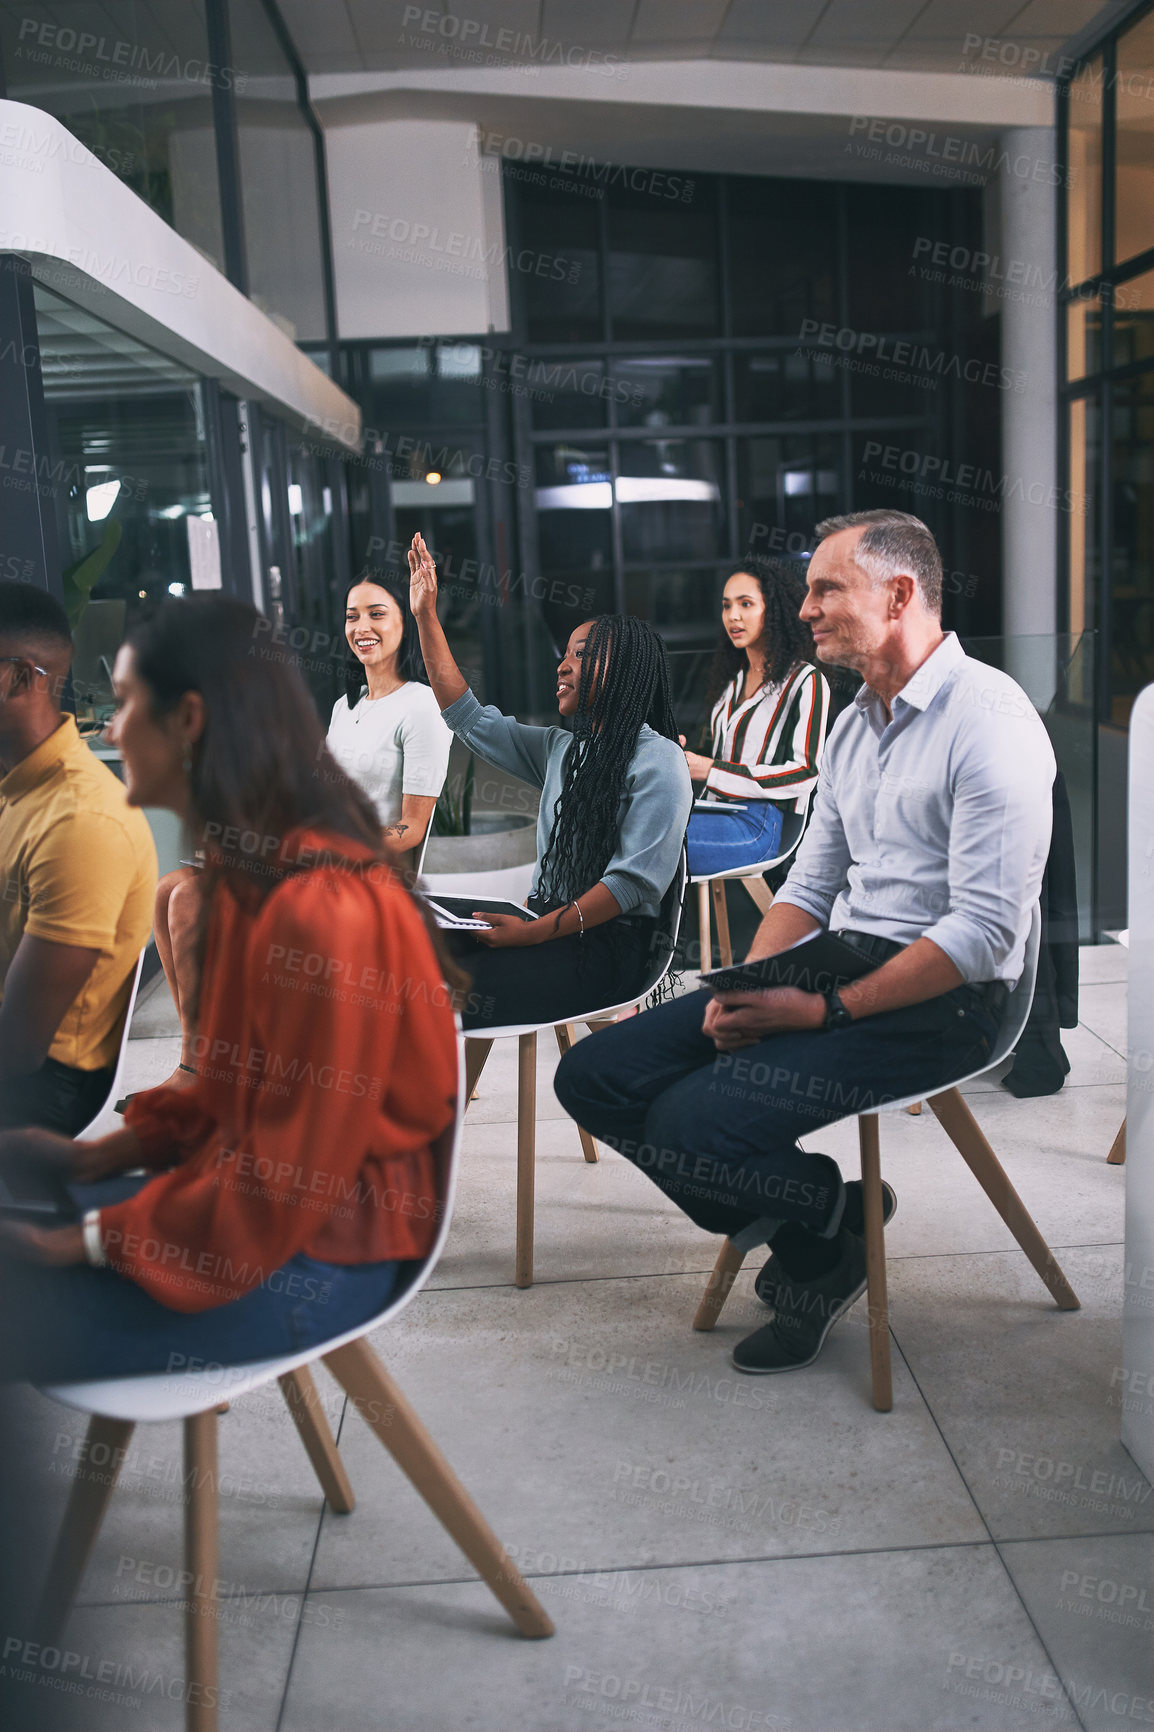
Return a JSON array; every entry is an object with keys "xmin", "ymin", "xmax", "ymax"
[{"xmin": 555, "ymin": 509, "xmax": 1055, "ymax": 1376}]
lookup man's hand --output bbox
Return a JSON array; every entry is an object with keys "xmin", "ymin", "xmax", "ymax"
[
  {"xmin": 703, "ymin": 987, "xmax": 826, "ymax": 1050},
  {"xmin": 0, "ymin": 1220, "xmax": 86, "ymax": 1265},
  {"xmin": 471, "ymin": 912, "xmax": 544, "ymax": 949}
]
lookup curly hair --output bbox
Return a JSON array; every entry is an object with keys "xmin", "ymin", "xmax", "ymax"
[
  {"xmin": 703, "ymin": 556, "xmax": 816, "ymax": 716},
  {"xmin": 343, "ymin": 570, "xmax": 427, "ymax": 708},
  {"xmin": 535, "ymin": 614, "xmax": 678, "ymax": 911}
]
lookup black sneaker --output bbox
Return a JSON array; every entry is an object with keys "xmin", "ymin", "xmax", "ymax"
[
  {"xmin": 733, "ymin": 1226, "xmax": 871, "ymax": 1374},
  {"xmin": 753, "ymin": 1180, "xmax": 897, "ymax": 1309}
]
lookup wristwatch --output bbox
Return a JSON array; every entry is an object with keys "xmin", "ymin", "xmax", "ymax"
[{"xmin": 823, "ymin": 989, "xmax": 854, "ymax": 1031}]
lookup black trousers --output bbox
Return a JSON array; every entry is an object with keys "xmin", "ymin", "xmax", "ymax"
[
  {"xmin": 448, "ymin": 916, "xmax": 660, "ymax": 1031},
  {"xmin": 554, "ymin": 985, "xmax": 999, "ymax": 1238},
  {"xmin": 0, "ymin": 1057, "xmax": 114, "ymax": 1135}
]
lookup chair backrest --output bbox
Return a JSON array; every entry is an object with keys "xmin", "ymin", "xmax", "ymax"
[
  {"xmin": 986, "ymin": 901, "xmax": 1043, "ymax": 1069},
  {"xmin": 76, "ymin": 950, "xmax": 146, "ymax": 1142},
  {"xmin": 876, "ymin": 902, "xmax": 1043, "ymax": 1116},
  {"xmin": 44, "ymin": 1031, "xmax": 469, "ymax": 1422},
  {"xmin": 641, "ymin": 843, "xmax": 689, "ymax": 996}
]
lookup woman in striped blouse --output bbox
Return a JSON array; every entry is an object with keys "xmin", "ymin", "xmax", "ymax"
[{"xmin": 683, "ymin": 558, "xmax": 830, "ymax": 877}]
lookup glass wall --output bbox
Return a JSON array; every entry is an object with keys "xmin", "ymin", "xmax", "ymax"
[
  {"xmin": 229, "ymin": 0, "xmax": 327, "ymax": 341},
  {"xmin": 0, "ymin": 0, "xmax": 332, "ymax": 345},
  {"xmin": 31, "ymin": 281, "xmax": 212, "ymax": 716},
  {"xmin": 505, "ymin": 164, "xmax": 998, "ymax": 686},
  {"xmin": 1061, "ymin": 5, "xmax": 1154, "ymax": 727},
  {"xmin": 0, "ymin": 1, "xmax": 225, "ymax": 269}
]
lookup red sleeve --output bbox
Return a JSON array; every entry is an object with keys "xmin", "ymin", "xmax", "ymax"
[
  {"xmin": 99, "ymin": 872, "xmax": 447, "ymax": 1311},
  {"xmin": 121, "ymin": 1085, "xmax": 217, "ymax": 1168}
]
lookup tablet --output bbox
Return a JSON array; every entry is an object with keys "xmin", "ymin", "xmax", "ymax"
[
  {"xmin": 699, "ymin": 930, "xmax": 876, "ymax": 996},
  {"xmin": 424, "ymin": 896, "xmax": 536, "ymax": 931}
]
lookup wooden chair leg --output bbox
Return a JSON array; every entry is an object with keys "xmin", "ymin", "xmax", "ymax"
[
  {"xmin": 555, "ymin": 1025, "xmax": 599, "ymax": 1162},
  {"xmin": 516, "ymin": 1032, "xmax": 536, "ymax": 1288},
  {"xmin": 928, "ymin": 1088, "xmax": 1080, "ymax": 1310},
  {"xmin": 279, "ymin": 1366, "xmax": 355, "ymax": 1513},
  {"xmin": 906, "ymin": 1102, "xmax": 923, "ymax": 1115},
  {"xmin": 693, "ymin": 1240, "xmax": 746, "ymax": 1331},
  {"xmin": 323, "ymin": 1338, "xmax": 554, "ymax": 1639},
  {"xmin": 464, "ymin": 1037, "xmax": 492, "ymax": 1108},
  {"xmin": 36, "ymin": 1414, "xmax": 135, "ymax": 1641},
  {"xmin": 1107, "ymin": 1119, "xmax": 1126, "ymax": 1165},
  {"xmin": 858, "ymin": 1116, "xmax": 893, "ymax": 1413},
  {"xmin": 697, "ymin": 880, "xmax": 711, "ymax": 972},
  {"xmin": 712, "ymin": 879, "xmax": 733, "ymax": 967},
  {"xmin": 741, "ymin": 874, "xmax": 774, "ymax": 915},
  {"xmin": 184, "ymin": 1409, "xmax": 219, "ymax": 1732}
]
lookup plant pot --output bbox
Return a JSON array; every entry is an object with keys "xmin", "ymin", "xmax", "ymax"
[{"xmin": 422, "ymin": 811, "xmax": 536, "ymax": 876}]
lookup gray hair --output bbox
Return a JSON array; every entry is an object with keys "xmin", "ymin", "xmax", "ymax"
[{"xmin": 814, "ymin": 510, "xmax": 943, "ymax": 616}]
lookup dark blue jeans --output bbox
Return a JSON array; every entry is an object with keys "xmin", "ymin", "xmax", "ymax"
[
  {"xmin": 553, "ymin": 985, "xmax": 998, "ymax": 1239},
  {"xmin": 686, "ymin": 801, "xmax": 784, "ymax": 877},
  {"xmin": 1, "ymin": 1179, "xmax": 406, "ymax": 1385}
]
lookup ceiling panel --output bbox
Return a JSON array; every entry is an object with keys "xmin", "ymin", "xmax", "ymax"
[
  {"xmin": 542, "ymin": 0, "xmax": 637, "ymax": 47},
  {"xmin": 714, "ymin": 0, "xmax": 829, "ymax": 53},
  {"xmin": 632, "ymin": 0, "xmax": 731, "ymax": 43}
]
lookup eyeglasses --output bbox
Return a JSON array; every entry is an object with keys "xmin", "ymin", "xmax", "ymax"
[{"xmin": 0, "ymin": 656, "xmax": 49, "ymax": 678}]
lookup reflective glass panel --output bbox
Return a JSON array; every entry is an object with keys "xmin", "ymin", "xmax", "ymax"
[
  {"xmin": 728, "ymin": 178, "xmax": 837, "ymax": 337},
  {"xmin": 616, "ymin": 440, "xmax": 725, "ymax": 563},
  {"xmin": 0, "ymin": 1, "xmax": 225, "ymax": 270},
  {"xmin": 1067, "ymin": 57, "xmax": 1103, "ymax": 284},
  {"xmin": 737, "ymin": 436, "xmax": 840, "ymax": 554},
  {"xmin": 1109, "ymin": 370, "xmax": 1154, "ymax": 724},
  {"xmin": 1112, "ymin": 270, "xmax": 1154, "ymax": 371},
  {"xmin": 1115, "ymin": 13, "xmax": 1154, "ymax": 266},
  {"xmin": 735, "ymin": 350, "xmax": 840, "ymax": 422},
  {"xmin": 33, "ymin": 283, "xmax": 210, "ymax": 714},
  {"xmin": 613, "ymin": 357, "xmax": 720, "ymax": 429},
  {"xmin": 514, "ymin": 177, "xmax": 601, "ymax": 343},
  {"xmin": 527, "ymin": 358, "xmax": 609, "ymax": 431},
  {"xmin": 230, "ymin": 0, "xmax": 327, "ymax": 341},
  {"xmin": 534, "ymin": 443, "xmax": 613, "ymax": 584},
  {"xmin": 607, "ymin": 180, "xmax": 719, "ymax": 340},
  {"xmin": 1066, "ymin": 294, "xmax": 1102, "ymax": 380}
]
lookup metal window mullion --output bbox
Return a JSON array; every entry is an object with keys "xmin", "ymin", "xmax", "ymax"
[{"xmin": 205, "ymin": 0, "xmax": 247, "ymax": 295}]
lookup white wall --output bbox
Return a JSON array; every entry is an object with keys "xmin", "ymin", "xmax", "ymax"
[
  {"xmin": 1122, "ymin": 686, "xmax": 1154, "ymax": 1481},
  {"xmin": 324, "ymin": 118, "xmax": 509, "ymax": 340}
]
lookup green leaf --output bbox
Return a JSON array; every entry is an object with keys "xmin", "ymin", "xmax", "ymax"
[{"xmin": 61, "ymin": 521, "xmax": 123, "ymax": 630}]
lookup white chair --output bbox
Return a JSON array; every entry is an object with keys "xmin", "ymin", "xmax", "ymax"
[
  {"xmin": 34, "ymin": 1037, "xmax": 553, "ymax": 1732},
  {"xmin": 691, "ymin": 905, "xmax": 1081, "ymax": 1411},
  {"xmin": 76, "ymin": 949, "xmax": 146, "ymax": 1140},
  {"xmin": 692, "ymin": 806, "xmax": 809, "ymax": 970},
  {"xmin": 464, "ymin": 850, "xmax": 689, "ymax": 1289}
]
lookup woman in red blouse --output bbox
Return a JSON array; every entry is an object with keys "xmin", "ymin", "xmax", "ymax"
[{"xmin": 0, "ymin": 596, "xmax": 459, "ymax": 1382}]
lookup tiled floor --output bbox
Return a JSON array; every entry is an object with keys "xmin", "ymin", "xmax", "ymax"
[{"xmin": 18, "ymin": 950, "xmax": 1150, "ymax": 1731}]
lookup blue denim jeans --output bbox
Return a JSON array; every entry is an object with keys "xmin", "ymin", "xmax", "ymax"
[
  {"xmin": 1, "ymin": 1178, "xmax": 405, "ymax": 1385},
  {"xmin": 686, "ymin": 801, "xmax": 784, "ymax": 877},
  {"xmin": 554, "ymin": 985, "xmax": 998, "ymax": 1238}
]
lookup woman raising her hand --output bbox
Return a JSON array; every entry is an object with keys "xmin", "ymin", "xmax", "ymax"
[{"xmin": 408, "ymin": 533, "xmax": 692, "ymax": 1030}]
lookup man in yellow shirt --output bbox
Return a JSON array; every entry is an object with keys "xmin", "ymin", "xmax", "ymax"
[{"xmin": 0, "ymin": 583, "xmax": 156, "ymax": 1133}]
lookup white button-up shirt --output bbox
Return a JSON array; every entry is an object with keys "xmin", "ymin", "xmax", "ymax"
[{"xmin": 775, "ymin": 633, "xmax": 1055, "ymax": 985}]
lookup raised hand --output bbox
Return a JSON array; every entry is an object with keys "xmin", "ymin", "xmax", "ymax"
[{"xmin": 408, "ymin": 532, "xmax": 438, "ymax": 618}]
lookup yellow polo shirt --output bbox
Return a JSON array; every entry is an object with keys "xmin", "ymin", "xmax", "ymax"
[{"xmin": 0, "ymin": 717, "xmax": 157, "ymax": 1071}]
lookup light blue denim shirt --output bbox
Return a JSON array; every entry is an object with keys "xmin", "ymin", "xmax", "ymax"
[
  {"xmin": 775, "ymin": 634, "xmax": 1055, "ymax": 985},
  {"xmin": 441, "ymin": 689, "xmax": 692, "ymax": 918}
]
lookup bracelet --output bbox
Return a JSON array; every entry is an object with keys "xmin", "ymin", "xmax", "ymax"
[
  {"xmin": 82, "ymin": 1208, "xmax": 107, "ymax": 1268},
  {"xmin": 571, "ymin": 898, "xmax": 585, "ymax": 938}
]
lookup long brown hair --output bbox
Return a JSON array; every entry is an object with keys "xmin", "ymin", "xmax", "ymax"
[{"xmin": 126, "ymin": 595, "xmax": 467, "ymax": 1005}]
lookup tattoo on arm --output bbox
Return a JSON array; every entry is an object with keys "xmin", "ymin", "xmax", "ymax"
[{"xmin": 383, "ymin": 823, "xmax": 410, "ymax": 839}]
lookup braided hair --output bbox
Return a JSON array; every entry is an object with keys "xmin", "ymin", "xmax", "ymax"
[
  {"xmin": 535, "ymin": 614, "xmax": 678, "ymax": 911},
  {"xmin": 343, "ymin": 571, "xmax": 427, "ymax": 708},
  {"xmin": 703, "ymin": 555, "xmax": 815, "ymax": 715}
]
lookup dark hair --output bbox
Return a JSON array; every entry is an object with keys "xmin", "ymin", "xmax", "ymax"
[
  {"xmin": 343, "ymin": 571, "xmax": 426, "ymax": 708},
  {"xmin": 126, "ymin": 594, "xmax": 466, "ymax": 1000},
  {"xmin": 0, "ymin": 580, "xmax": 71, "ymax": 652},
  {"xmin": 703, "ymin": 557, "xmax": 815, "ymax": 715},
  {"xmin": 535, "ymin": 614, "xmax": 678, "ymax": 911}
]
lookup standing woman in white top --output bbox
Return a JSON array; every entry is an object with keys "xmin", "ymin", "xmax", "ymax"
[
  {"xmin": 326, "ymin": 573, "xmax": 452, "ymax": 858},
  {"xmin": 683, "ymin": 559, "xmax": 830, "ymax": 877}
]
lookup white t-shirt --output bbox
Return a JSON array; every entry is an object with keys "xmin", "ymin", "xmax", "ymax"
[{"xmin": 326, "ymin": 681, "xmax": 452, "ymax": 828}]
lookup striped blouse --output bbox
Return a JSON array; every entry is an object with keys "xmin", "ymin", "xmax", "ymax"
[{"xmin": 701, "ymin": 661, "xmax": 830, "ymax": 812}]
